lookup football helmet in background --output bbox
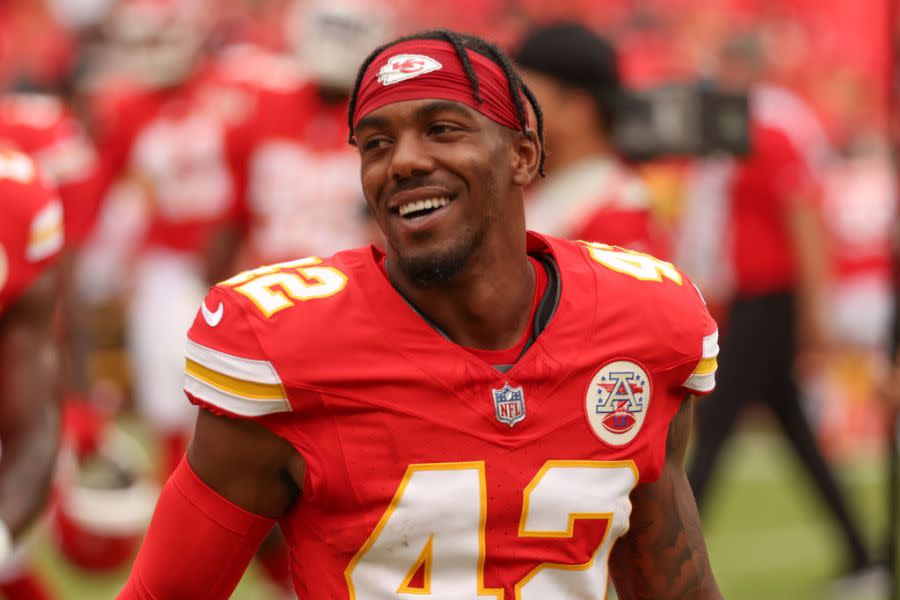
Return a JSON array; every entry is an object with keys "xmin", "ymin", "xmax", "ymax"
[
  {"xmin": 285, "ymin": 0, "xmax": 391, "ymax": 91},
  {"xmin": 98, "ymin": 0, "xmax": 209, "ymax": 88},
  {"xmin": 52, "ymin": 402, "xmax": 158, "ymax": 572}
]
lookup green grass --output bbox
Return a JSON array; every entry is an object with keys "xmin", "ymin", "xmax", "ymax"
[
  {"xmin": 701, "ymin": 430, "xmax": 893, "ymax": 600},
  {"xmin": 18, "ymin": 430, "xmax": 898, "ymax": 599}
]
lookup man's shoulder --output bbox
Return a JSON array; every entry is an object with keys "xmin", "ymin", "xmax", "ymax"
[
  {"xmin": 558, "ymin": 238, "xmax": 688, "ymax": 294},
  {"xmin": 183, "ymin": 247, "xmax": 378, "ymax": 419},
  {"xmin": 189, "ymin": 248, "xmax": 376, "ymax": 359},
  {"xmin": 550, "ymin": 237, "xmax": 719, "ymax": 395},
  {"xmin": 204, "ymin": 247, "xmax": 372, "ymax": 332},
  {"xmin": 551, "ymin": 237, "xmax": 713, "ymax": 339}
]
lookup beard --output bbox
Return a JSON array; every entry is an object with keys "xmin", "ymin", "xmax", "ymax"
[{"xmin": 394, "ymin": 220, "xmax": 489, "ymax": 288}]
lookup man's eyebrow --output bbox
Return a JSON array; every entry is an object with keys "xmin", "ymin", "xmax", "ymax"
[
  {"xmin": 354, "ymin": 100, "xmax": 476, "ymax": 136},
  {"xmin": 415, "ymin": 100, "xmax": 475, "ymax": 120},
  {"xmin": 354, "ymin": 114, "xmax": 389, "ymax": 134}
]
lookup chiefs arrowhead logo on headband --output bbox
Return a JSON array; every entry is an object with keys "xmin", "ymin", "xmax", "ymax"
[
  {"xmin": 353, "ymin": 40, "xmax": 526, "ymax": 132},
  {"xmin": 377, "ymin": 54, "xmax": 443, "ymax": 86}
]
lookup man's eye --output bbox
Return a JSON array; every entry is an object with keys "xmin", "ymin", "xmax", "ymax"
[
  {"xmin": 428, "ymin": 123, "xmax": 460, "ymax": 136},
  {"xmin": 362, "ymin": 137, "xmax": 390, "ymax": 151}
]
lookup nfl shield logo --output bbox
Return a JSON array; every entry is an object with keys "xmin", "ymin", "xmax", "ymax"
[{"xmin": 492, "ymin": 384, "xmax": 526, "ymax": 427}]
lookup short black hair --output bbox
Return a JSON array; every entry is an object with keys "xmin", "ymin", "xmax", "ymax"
[
  {"xmin": 513, "ymin": 22, "xmax": 622, "ymax": 131},
  {"xmin": 347, "ymin": 28, "xmax": 546, "ymax": 176}
]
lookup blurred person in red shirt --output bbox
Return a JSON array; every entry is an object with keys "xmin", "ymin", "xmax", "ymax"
[
  {"xmin": 206, "ymin": 0, "xmax": 391, "ymax": 281},
  {"xmin": 512, "ymin": 23, "xmax": 668, "ymax": 258},
  {"xmin": 79, "ymin": 0, "xmax": 262, "ymax": 484},
  {"xmin": 0, "ymin": 152, "xmax": 65, "ymax": 600},
  {"xmin": 0, "ymin": 94, "xmax": 104, "ymax": 382},
  {"xmin": 679, "ymin": 33, "xmax": 877, "ymax": 585}
]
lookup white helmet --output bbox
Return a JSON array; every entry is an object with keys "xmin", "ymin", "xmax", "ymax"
[
  {"xmin": 100, "ymin": 0, "xmax": 208, "ymax": 87},
  {"xmin": 286, "ymin": 0, "xmax": 391, "ymax": 91}
]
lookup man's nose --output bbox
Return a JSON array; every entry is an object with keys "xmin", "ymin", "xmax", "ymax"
[{"xmin": 387, "ymin": 132, "xmax": 434, "ymax": 181}]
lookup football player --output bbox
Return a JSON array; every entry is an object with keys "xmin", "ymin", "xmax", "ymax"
[
  {"xmin": 206, "ymin": 0, "xmax": 391, "ymax": 283},
  {"xmin": 119, "ymin": 30, "xmax": 722, "ymax": 599},
  {"xmin": 83, "ymin": 0, "xmax": 266, "ymax": 482},
  {"xmin": 0, "ymin": 151, "xmax": 64, "ymax": 592}
]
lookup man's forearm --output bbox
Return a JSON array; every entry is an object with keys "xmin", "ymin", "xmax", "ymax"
[
  {"xmin": 0, "ymin": 326, "xmax": 61, "ymax": 538},
  {"xmin": 610, "ymin": 399, "xmax": 722, "ymax": 599},
  {"xmin": 118, "ymin": 458, "xmax": 274, "ymax": 599},
  {"xmin": 0, "ymin": 401, "xmax": 60, "ymax": 537}
]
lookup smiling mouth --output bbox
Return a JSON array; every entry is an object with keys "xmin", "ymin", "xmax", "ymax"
[{"xmin": 396, "ymin": 196, "xmax": 452, "ymax": 219}]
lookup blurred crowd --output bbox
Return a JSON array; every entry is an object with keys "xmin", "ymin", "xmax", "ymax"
[{"xmin": 0, "ymin": 0, "xmax": 896, "ymax": 598}]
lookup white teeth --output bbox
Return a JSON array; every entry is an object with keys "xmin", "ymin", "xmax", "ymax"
[{"xmin": 398, "ymin": 197, "xmax": 450, "ymax": 217}]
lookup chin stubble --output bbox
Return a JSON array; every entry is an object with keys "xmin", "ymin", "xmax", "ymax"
[{"xmin": 396, "ymin": 221, "xmax": 489, "ymax": 288}]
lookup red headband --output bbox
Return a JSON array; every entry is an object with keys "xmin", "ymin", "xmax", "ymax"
[{"xmin": 352, "ymin": 39, "xmax": 524, "ymax": 132}]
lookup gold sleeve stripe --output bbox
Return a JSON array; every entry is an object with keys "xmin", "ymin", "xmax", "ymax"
[
  {"xmin": 184, "ymin": 358, "xmax": 286, "ymax": 401},
  {"xmin": 692, "ymin": 356, "xmax": 718, "ymax": 376},
  {"xmin": 26, "ymin": 200, "xmax": 64, "ymax": 262}
]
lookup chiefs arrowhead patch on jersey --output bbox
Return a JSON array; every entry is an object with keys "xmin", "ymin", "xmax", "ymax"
[
  {"xmin": 585, "ymin": 360, "xmax": 651, "ymax": 446},
  {"xmin": 377, "ymin": 54, "xmax": 442, "ymax": 86}
]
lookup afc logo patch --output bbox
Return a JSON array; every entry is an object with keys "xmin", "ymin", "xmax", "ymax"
[
  {"xmin": 492, "ymin": 383, "xmax": 525, "ymax": 427},
  {"xmin": 585, "ymin": 360, "xmax": 651, "ymax": 446}
]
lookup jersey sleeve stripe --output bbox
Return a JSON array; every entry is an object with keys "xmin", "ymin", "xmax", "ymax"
[
  {"xmin": 682, "ymin": 329, "xmax": 719, "ymax": 394},
  {"xmin": 682, "ymin": 372, "xmax": 716, "ymax": 394},
  {"xmin": 692, "ymin": 356, "xmax": 718, "ymax": 376},
  {"xmin": 185, "ymin": 339, "xmax": 282, "ymax": 384},
  {"xmin": 26, "ymin": 200, "xmax": 64, "ymax": 261},
  {"xmin": 185, "ymin": 359, "xmax": 286, "ymax": 401},
  {"xmin": 702, "ymin": 330, "xmax": 719, "ymax": 359},
  {"xmin": 184, "ymin": 376, "xmax": 290, "ymax": 417}
]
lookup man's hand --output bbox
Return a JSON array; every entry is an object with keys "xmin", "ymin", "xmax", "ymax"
[{"xmin": 609, "ymin": 397, "xmax": 722, "ymax": 599}]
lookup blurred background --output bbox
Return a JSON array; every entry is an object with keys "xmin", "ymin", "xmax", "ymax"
[{"xmin": 0, "ymin": 0, "xmax": 897, "ymax": 598}]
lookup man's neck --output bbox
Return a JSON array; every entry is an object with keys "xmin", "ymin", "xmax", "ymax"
[{"xmin": 385, "ymin": 238, "xmax": 536, "ymax": 351}]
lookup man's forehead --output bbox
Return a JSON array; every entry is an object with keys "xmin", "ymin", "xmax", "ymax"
[{"xmin": 355, "ymin": 99, "xmax": 480, "ymax": 130}]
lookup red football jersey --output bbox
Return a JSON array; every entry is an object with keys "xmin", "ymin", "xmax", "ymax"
[
  {"xmin": 90, "ymin": 52, "xmax": 266, "ymax": 256},
  {"xmin": 0, "ymin": 151, "xmax": 64, "ymax": 314},
  {"xmin": 0, "ymin": 94, "xmax": 101, "ymax": 246},
  {"xmin": 183, "ymin": 233, "xmax": 718, "ymax": 598},
  {"xmin": 233, "ymin": 77, "xmax": 366, "ymax": 264}
]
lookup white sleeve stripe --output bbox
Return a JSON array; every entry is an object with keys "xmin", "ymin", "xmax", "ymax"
[
  {"xmin": 683, "ymin": 372, "xmax": 716, "ymax": 393},
  {"xmin": 702, "ymin": 330, "xmax": 719, "ymax": 359},
  {"xmin": 185, "ymin": 339, "xmax": 282, "ymax": 385},
  {"xmin": 184, "ymin": 376, "xmax": 291, "ymax": 417}
]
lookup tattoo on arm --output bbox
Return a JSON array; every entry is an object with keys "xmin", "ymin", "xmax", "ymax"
[{"xmin": 609, "ymin": 396, "xmax": 722, "ymax": 600}]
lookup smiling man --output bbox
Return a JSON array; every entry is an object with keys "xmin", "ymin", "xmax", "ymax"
[{"xmin": 119, "ymin": 30, "xmax": 722, "ymax": 600}]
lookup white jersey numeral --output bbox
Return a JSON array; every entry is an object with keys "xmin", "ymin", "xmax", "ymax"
[
  {"xmin": 222, "ymin": 257, "xmax": 347, "ymax": 317},
  {"xmin": 347, "ymin": 463, "xmax": 500, "ymax": 599},
  {"xmin": 582, "ymin": 241, "xmax": 682, "ymax": 285},
  {"xmin": 346, "ymin": 461, "xmax": 637, "ymax": 599},
  {"xmin": 516, "ymin": 461, "xmax": 637, "ymax": 599}
]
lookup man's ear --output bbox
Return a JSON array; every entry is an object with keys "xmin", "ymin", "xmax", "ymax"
[{"xmin": 510, "ymin": 129, "xmax": 540, "ymax": 186}]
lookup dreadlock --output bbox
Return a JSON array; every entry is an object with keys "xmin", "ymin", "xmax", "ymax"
[{"xmin": 347, "ymin": 29, "xmax": 546, "ymax": 176}]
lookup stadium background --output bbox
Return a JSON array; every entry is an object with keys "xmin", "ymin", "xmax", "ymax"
[{"xmin": 1, "ymin": 0, "xmax": 897, "ymax": 598}]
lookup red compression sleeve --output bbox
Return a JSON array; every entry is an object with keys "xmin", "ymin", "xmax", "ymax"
[{"xmin": 117, "ymin": 457, "xmax": 275, "ymax": 600}]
